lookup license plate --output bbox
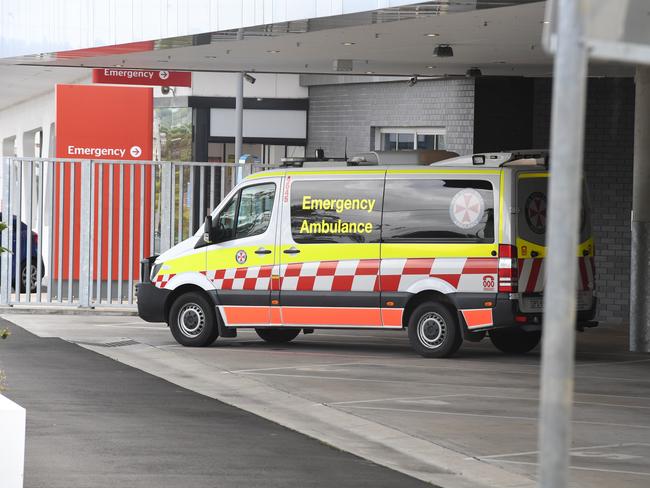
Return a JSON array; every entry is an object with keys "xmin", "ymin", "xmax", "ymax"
[{"xmin": 521, "ymin": 293, "xmax": 592, "ymax": 313}]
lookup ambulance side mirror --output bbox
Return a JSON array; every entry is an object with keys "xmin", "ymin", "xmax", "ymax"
[{"xmin": 203, "ymin": 215, "xmax": 214, "ymax": 244}]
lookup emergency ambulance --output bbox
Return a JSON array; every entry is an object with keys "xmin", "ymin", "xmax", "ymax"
[{"xmin": 136, "ymin": 151, "xmax": 597, "ymax": 358}]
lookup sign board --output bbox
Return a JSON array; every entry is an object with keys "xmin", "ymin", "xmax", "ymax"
[
  {"xmin": 92, "ymin": 68, "xmax": 192, "ymax": 87},
  {"xmin": 56, "ymin": 84, "xmax": 153, "ymax": 160},
  {"xmin": 55, "ymin": 84, "xmax": 153, "ymax": 281},
  {"xmin": 543, "ymin": 0, "xmax": 650, "ymax": 65}
]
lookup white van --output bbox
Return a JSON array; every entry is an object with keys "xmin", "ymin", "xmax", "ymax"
[{"xmin": 136, "ymin": 151, "xmax": 597, "ymax": 358}]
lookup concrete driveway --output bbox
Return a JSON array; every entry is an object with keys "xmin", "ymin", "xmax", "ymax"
[{"xmin": 3, "ymin": 313, "xmax": 649, "ymax": 488}]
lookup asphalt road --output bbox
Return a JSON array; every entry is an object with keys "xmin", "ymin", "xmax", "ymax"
[{"xmin": 0, "ymin": 322, "xmax": 432, "ymax": 488}]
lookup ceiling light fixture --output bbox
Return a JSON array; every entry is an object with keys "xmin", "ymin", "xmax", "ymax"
[
  {"xmin": 342, "ymin": 42, "xmax": 356, "ymax": 46},
  {"xmin": 266, "ymin": 49, "xmax": 280, "ymax": 53},
  {"xmin": 365, "ymin": 71, "xmax": 374, "ymax": 74},
  {"xmin": 426, "ymin": 65, "xmax": 436, "ymax": 69},
  {"xmin": 424, "ymin": 33, "xmax": 440, "ymax": 37},
  {"xmin": 433, "ymin": 44, "xmax": 454, "ymax": 57}
]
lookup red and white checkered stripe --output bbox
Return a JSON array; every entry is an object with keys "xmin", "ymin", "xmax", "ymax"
[
  {"xmin": 153, "ymin": 273, "xmax": 175, "ymax": 289},
  {"xmin": 518, "ymin": 256, "xmax": 594, "ymax": 293},
  {"xmin": 205, "ymin": 265, "xmax": 274, "ymax": 291},
  {"xmin": 380, "ymin": 257, "xmax": 498, "ymax": 293}
]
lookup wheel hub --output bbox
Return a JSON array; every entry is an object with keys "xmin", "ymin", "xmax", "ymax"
[
  {"xmin": 417, "ymin": 312, "xmax": 447, "ymax": 349},
  {"xmin": 178, "ymin": 303, "xmax": 205, "ymax": 338}
]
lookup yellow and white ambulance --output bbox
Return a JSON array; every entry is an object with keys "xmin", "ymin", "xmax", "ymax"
[{"xmin": 136, "ymin": 151, "xmax": 597, "ymax": 358}]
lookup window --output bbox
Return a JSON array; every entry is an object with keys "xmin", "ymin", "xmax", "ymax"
[
  {"xmin": 236, "ymin": 183, "xmax": 276, "ymax": 239},
  {"xmin": 213, "ymin": 183, "xmax": 276, "ymax": 242},
  {"xmin": 290, "ymin": 180, "xmax": 383, "ymax": 244},
  {"xmin": 382, "ymin": 179, "xmax": 495, "ymax": 242},
  {"xmin": 376, "ymin": 127, "xmax": 446, "ymax": 151}
]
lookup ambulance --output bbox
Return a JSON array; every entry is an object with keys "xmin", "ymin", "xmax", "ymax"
[{"xmin": 136, "ymin": 151, "xmax": 597, "ymax": 358}]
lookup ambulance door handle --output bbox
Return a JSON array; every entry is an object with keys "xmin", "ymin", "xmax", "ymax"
[
  {"xmin": 255, "ymin": 247, "xmax": 272, "ymax": 255},
  {"xmin": 283, "ymin": 247, "xmax": 301, "ymax": 255}
]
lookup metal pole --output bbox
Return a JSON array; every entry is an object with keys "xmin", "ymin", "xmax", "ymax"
[
  {"xmin": 0, "ymin": 157, "xmax": 12, "ymax": 305},
  {"xmin": 630, "ymin": 66, "xmax": 650, "ymax": 353},
  {"xmin": 235, "ymin": 28, "xmax": 244, "ymax": 174},
  {"xmin": 538, "ymin": 0, "xmax": 588, "ymax": 487}
]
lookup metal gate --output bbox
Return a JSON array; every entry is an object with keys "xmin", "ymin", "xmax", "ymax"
[{"xmin": 0, "ymin": 157, "xmax": 270, "ymax": 309}]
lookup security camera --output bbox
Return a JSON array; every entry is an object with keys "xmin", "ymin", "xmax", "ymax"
[
  {"xmin": 161, "ymin": 86, "xmax": 171, "ymax": 95},
  {"xmin": 244, "ymin": 73, "xmax": 256, "ymax": 84},
  {"xmin": 407, "ymin": 75, "xmax": 418, "ymax": 87},
  {"xmin": 466, "ymin": 67, "xmax": 482, "ymax": 78}
]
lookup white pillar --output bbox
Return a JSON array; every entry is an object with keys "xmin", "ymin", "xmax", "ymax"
[{"xmin": 630, "ymin": 66, "xmax": 650, "ymax": 353}]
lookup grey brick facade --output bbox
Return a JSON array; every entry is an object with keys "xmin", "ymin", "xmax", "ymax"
[{"xmin": 307, "ymin": 79, "xmax": 475, "ymax": 158}]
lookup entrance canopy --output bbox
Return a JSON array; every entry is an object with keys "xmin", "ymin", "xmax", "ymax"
[{"xmin": 1, "ymin": 1, "xmax": 630, "ymax": 79}]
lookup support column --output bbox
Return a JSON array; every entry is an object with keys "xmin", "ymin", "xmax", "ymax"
[
  {"xmin": 234, "ymin": 28, "xmax": 244, "ymax": 178},
  {"xmin": 538, "ymin": 0, "xmax": 588, "ymax": 487},
  {"xmin": 630, "ymin": 66, "xmax": 650, "ymax": 353}
]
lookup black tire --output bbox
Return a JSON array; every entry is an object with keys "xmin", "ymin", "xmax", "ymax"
[
  {"xmin": 168, "ymin": 292, "xmax": 219, "ymax": 347},
  {"xmin": 489, "ymin": 328, "xmax": 541, "ymax": 354},
  {"xmin": 20, "ymin": 260, "xmax": 39, "ymax": 293},
  {"xmin": 407, "ymin": 301, "xmax": 462, "ymax": 358},
  {"xmin": 255, "ymin": 328, "xmax": 301, "ymax": 344}
]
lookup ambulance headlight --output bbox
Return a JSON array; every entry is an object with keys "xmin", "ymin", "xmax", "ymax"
[{"xmin": 150, "ymin": 263, "xmax": 162, "ymax": 282}]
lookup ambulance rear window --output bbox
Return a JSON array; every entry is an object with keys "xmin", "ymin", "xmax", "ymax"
[
  {"xmin": 382, "ymin": 179, "xmax": 495, "ymax": 243},
  {"xmin": 517, "ymin": 175, "xmax": 591, "ymax": 245}
]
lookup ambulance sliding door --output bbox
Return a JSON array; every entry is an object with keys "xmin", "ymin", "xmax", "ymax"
[{"xmin": 278, "ymin": 172, "xmax": 384, "ymax": 327}]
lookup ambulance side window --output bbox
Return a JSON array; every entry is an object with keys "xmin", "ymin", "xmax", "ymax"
[
  {"xmin": 382, "ymin": 179, "xmax": 494, "ymax": 243},
  {"xmin": 290, "ymin": 179, "xmax": 383, "ymax": 244},
  {"xmin": 236, "ymin": 183, "xmax": 276, "ymax": 239},
  {"xmin": 215, "ymin": 194, "xmax": 238, "ymax": 241}
]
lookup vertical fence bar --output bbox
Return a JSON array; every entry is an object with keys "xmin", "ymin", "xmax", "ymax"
[
  {"xmin": 107, "ymin": 165, "xmax": 114, "ymax": 304},
  {"xmin": 139, "ymin": 164, "xmax": 145, "ymax": 282},
  {"xmin": 78, "ymin": 160, "xmax": 92, "ymax": 308},
  {"xmin": 150, "ymin": 164, "xmax": 156, "ymax": 254},
  {"xmin": 47, "ymin": 161, "xmax": 54, "ymax": 303},
  {"xmin": 117, "ymin": 165, "xmax": 124, "ymax": 303},
  {"xmin": 57, "ymin": 163, "xmax": 64, "ymax": 302},
  {"xmin": 199, "ymin": 166, "xmax": 205, "ymax": 224},
  {"xmin": 1, "ymin": 158, "xmax": 12, "ymax": 305},
  {"xmin": 220, "ymin": 166, "xmax": 226, "ymax": 204},
  {"xmin": 24, "ymin": 162, "xmax": 33, "ymax": 303},
  {"xmin": 170, "ymin": 164, "xmax": 176, "ymax": 245},
  {"xmin": 14, "ymin": 163, "xmax": 22, "ymax": 302},
  {"xmin": 67, "ymin": 163, "xmax": 75, "ymax": 303},
  {"xmin": 36, "ymin": 161, "xmax": 44, "ymax": 302},
  {"xmin": 189, "ymin": 166, "xmax": 195, "ymax": 234},
  {"xmin": 538, "ymin": 1, "xmax": 588, "ymax": 487},
  {"xmin": 96, "ymin": 165, "xmax": 104, "ymax": 304},
  {"xmin": 177, "ymin": 166, "xmax": 184, "ymax": 242},
  {"xmin": 128, "ymin": 164, "xmax": 135, "ymax": 304},
  {"xmin": 160, "ymin": 162, "xmax": 173, "ymax": 252},
  {"xmin": 210, "ymin": 166, "xmax": 216, "ymax": 212}
]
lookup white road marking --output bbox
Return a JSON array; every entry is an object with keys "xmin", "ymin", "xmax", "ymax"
[
  {"xmin": 472, "ymin": 443, "xmax": 640, "ymax": 460},
  {"xmin": 485, "ymin": 459, "xmax": 650, "ymax": 477},
  {"xmin": 338, "ymin": 405, "xmax": 650, "ymax": 430},
  {"xmin": 231, "ymin": 361, "xmax": 368, "ymax": 373},
  {"xmin": 328, "ymin": 394, "xmax": 467, "ymax": 406}
]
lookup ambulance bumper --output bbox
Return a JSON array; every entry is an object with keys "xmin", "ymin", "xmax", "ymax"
[{"xmin": 136, "ymin": 282, "xmax": 170, "ymax": 323}]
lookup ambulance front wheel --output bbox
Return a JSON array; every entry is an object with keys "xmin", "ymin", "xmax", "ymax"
[
  {"xmin": 407, "ymin": 301, "xmax": 462, "ymax": 358},
  {"xmin": 169, "ymin": 292, "xmax": 219, "ymax": 347},
  {"xmin": 255, "ymin": 328, "xmax": 301, "ymax": 343},
  {"xmin": 489, "ymin": 328, "xmax": 541, "ymax": 354}
]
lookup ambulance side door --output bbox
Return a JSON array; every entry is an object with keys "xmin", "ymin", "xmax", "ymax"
[
  {"xmin": 205, "ymin": 177, "xmax": 282, "ymax": 327},
  {"xmin": 277, "ymin": 173, "xmax": 384, "ymax": 327}
]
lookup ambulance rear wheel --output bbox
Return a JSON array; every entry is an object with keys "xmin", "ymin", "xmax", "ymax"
[
  {"xmin": 169, "ymin": 292, "xmax": 219, "ymax": 347},
  {"xmin": 408, "ymin": 302, "xmax": 462, "ymax": 358},
  {"xmin": 255, "ymin": 328, "xmax": 301, "ymax": 344},
  {"xmin": 489, "ymin": 328, "xmax": 541, "ymax": 354}
]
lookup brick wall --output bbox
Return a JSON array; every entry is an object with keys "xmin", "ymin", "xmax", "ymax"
[
  {"xmin": 307, "ymin": 79, "xmax": 475, "ymax": 158},
  {"xmin": 533, "ymin": 78, "xmax": 635, "ymax": 322}
]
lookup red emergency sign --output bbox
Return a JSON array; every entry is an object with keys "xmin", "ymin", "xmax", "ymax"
[{"xmin": 92, "ymin": 68, "xmax": 192, "ymax": 87}]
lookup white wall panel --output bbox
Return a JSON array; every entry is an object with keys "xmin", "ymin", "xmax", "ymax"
[{"xmin": 210, "ymin": 108, "xmax": 306, "ymax": 139}]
